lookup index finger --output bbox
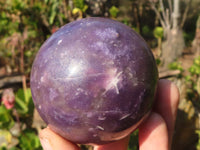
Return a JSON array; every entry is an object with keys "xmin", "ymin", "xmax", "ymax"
[
  {"xmin": 39, "ymin": 127, "xmax": 81, "ymax": 150},
  {"xmin": 153, "ymin": 79, "xmax": 180, "ymax": 145}
]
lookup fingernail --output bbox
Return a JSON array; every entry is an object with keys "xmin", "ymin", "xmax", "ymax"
[{"xmin": 40, "ymin": 137, "xmax": 53, "ymax": 150}]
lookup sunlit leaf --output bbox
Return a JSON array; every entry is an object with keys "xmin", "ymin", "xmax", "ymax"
[
  {"xmin": 0, "ymin": 130, "xmax": 12, "ymax": 143},
  {"xmin": 15, "ymin": 88, "xmax": 34, "ymax": 117},
  {"xmin": 153, "ymin": 26, "xmax": 164, "ymax": 39},
  {"xmin": 19, "ymin": 129, "xmax": 42, "ymax": 150},
  {"xmin": 0, "ymin": 106, "xmax": 14, "ymax": 129},
  {"xmin": 72, "ymin": 8, "xmax": 80, "ymax": 15},
  {"xmin": 109, "ymin": 6, "xmax": 119, "ymax": 18}
]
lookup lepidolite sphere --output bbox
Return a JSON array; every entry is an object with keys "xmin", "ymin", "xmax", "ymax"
[{"xmin": 30, "ymin": 17, "xmax": 158, "ymax": 145}]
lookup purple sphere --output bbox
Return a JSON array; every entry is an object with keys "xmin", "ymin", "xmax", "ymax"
[{"xmin": 30, "ymin": 17, "xmax": 158, "ymax": 145}]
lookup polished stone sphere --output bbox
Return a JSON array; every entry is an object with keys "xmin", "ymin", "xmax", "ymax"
[{"xmin": 30, "ymin": 17, "xmax": 158, "ymax": 145}]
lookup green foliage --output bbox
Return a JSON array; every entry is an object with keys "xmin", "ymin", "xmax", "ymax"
[
  {"xmin": 0, "ymin": 105, "xmax": 14, "ymax": 129},
  {"xmin": 132, "ymin": 27, "xmax": 140, "ymax": 33},
  {"xmin": 156, "ymin": 58, "xmax": 161, "ymax": 65},
  {"xmin": 72, "ymin": 6, "xmax": 88, "ymax": 15},
  {"xmin": 189, "ymin": 56, "xmax": 200, "ymax": 76},
  {"xmin": 49, "ymin": 0, "xmax": 60, "ymax": 25},
  {"xmin": 0, "ymin": 146, "xmax": 6, "ymax": 150},
  {"xmin": 0, "ymin": 12, "xmax": 11, "ymax": 36},
  {"xmin": 18, "ymin": 129, "xmax": 42, "ymax": 150},
  {"xmin": 0, "ymin": 88, "xmax": 41, "ymax": 150},
  {"xmin": 109, "ymin": 6, "xmax": 119, "ymax": 18},
  {"xmin": 0, "ymin": 130, "xmax": 12, "ymax": 147},
  {"xmin": 10, "ymin": 0, "xmax": 27, "ymax": 11},
  {"xmin": 43, "ymin": 0, "xmax": 66, "ymax": 25},
  {"xmin": 167, "ymin": 57, "xmax": 200, "ymax": 149},
  {"xmin": 197, "ymin": 130, "xmax": 200, "ymax": 150},
  {"xmin": 73, "ymin": 0, "xmax": 84, "ymax": 10},
  {"xmin": 0, "ymin": 0, "xmax": 70, "ymax": 75},
  {"xmin": 122, "ymin": 19, "xmax": 130, "ymax": 26},
  {"xmin": 153, "ymin": 27, "xmax": 164, "ymax": 39},
  {"xmin": 187, "ymin": 56, "xmax": 200, "ymax": 97},
  {"xmin": 15, "ymin": 88, "xmax": 34, "ymax": 117},
  {"xmin": 196, "ymin": 130, "xmax": 200, "ymax": 150},
  {"xmin": 142, "ymin": 25, "xmax": 152, "ymax": 37},
  {"xmin": 169, "ymin": 57, "xmax": 200, "ymax": 105},
  {"xmin": 168, "ymin": 61, "xmax": 184, "ymax": 72},
  {"xmin": 128, "ymin": 130, "xmax": 139, "ymax": 150},
  {"xmin": 73, "ymin": 0, "xmax": 88, "ymax": 13},
  {"xmin": 183, "ymin": 31, "xmax": 195, "ymax": 46}
]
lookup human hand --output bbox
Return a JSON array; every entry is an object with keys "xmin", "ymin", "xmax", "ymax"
[{"xmin": 39, "ymin": 79, "xmax": 179, "ymax": 150}]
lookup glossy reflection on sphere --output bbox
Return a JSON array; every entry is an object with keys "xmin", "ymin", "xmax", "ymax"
[{"xmin": 30, "ymin": 17, "xmax": 158, "ymax": 145}]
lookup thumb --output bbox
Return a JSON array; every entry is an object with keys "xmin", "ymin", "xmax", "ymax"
[{"xmin": 139, "ymin": 112, "xmax": 169, "ymax": 150}]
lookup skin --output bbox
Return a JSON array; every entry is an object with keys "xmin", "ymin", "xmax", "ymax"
[{"xmin": 39, "ymin": 79, "xmax": 180, "ymax": 150}]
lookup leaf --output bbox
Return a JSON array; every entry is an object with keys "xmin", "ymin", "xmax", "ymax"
[
  {"xmin": 15, "ymin": 88, "xmax": 34, "ymax": 117},
  {"xmin": 44, "ymin": 0, "xmax": 49, "ymax": 4},
  {"xmin": 153, "ymin": 26, "xmax": 164, "ymax": 39},
  {"xmin": 169, "ymin": 61, "xmax": 183, "ymax": 72},
  {"xmin": 0, "ymin": 146, "xmax": 7, "ymax": 150},
  {"xmin": 82, "ymin": 5, "xmax": 88, "ymax": 13},
  {"xmin": 0, "ymin": 106, "xmax": 14, "ymax": 129},
  {"xmin": 109, "ymin": 6, "xmax": 119, "ymax": 18},
  {"xmin": 194, "ymin": 57, "xmax": 200, "ymax": 66},
  {"xmin": 49, "ymin": 2, "xmax": 58, "ymax": 25},
  {"xmin": 72, "ymin": 8, "xmax": 81, "ymax": 15},
  {"xmin": 142, "ymin": 25, "xmax": 151, "ymax": 36},
  {"xmin": 19, "ymin": 130, "xmax": 42, "ymax": 150},
  {"xmin": 0, "ymin": 130, "xmax": 12, "ymax": 143},
  {"xmin": 128, "ymin": 130, "xmax": 139, "ymax": 150},
  {"xmin": 15, "ymin": 96, "xmax": 28, "ymax": 115},
  {"xmin": 73, "ymin": 0, "xmax": 85, "ymax": 10},
  {"xmin": 24, "ymin": 51, "xmax": 33, "ymax": 58}
]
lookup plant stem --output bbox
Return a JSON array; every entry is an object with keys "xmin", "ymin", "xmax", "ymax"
[{"xmin": 20, "ymin": 33, "xmax": 28, "ymax": 103}]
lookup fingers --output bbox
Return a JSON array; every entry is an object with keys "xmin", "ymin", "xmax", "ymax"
[
  {"xmin": 139, "ymin": 79, "xmax": 179, "ymax": 150},
  {"xmin": 93, "ymin": 136, "xmax": 130, "ymax": 150},
  {"xmin": 139, "ymin": 112, "xmax": 169, "ymax": 150},
  {"xmin": 153, "ymin": 79, "xmax": 180, "ymax": 146},
  {"xmin": 38, "ymin": 79, "xmax": 179, "ymax": 150},
  {"xmin": 39, "ymin": 127, "xmax": 81, "ymax": 150},
  {"xmin": 39, "ymin": 127, "xmax": 130, "ymax": 150}
]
